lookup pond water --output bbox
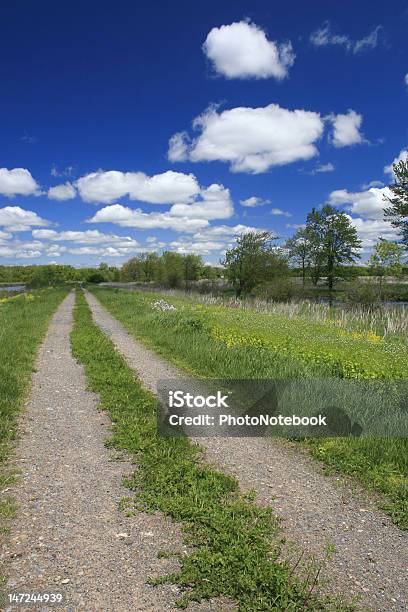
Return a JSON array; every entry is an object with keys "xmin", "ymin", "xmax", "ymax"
[{"xmin": 0, "ymin": 284, "xmax": 26, "ymax": 292}]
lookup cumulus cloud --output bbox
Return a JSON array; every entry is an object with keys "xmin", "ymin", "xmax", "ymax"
[
  {"xmin": 76, "ymin": 170, "xmax": 200, "ymax": 205},
  {"xmin": 169, "ymin": 239, "xmax": 227, "ymax": 255},
  {"xmin": 167, "ymin": 133, "xmax": 190, "ymax": 162},
  {"xmin": 0, "ymin": 168, "xmax": 40, "ymax": 197},
  {"xmin": 348, "ymin": 216, "xmax": 399, "ymax": 250},
  {"xmin": 169, "ymin": 184, "xmax": 233, "ymax": 220},
  {"xmin": 240, "ymin": 196, "xmax": 271, "ymax": 207},
  {"xmin": 329, "ymin": 186, "xmax": 392, "ymax": 219},
  {"xmin": 328, "ymin": 110, "xmax": 364, "ymax": 147},
  {"xmin": 384, "ymin": 149, "xmax": 408, "ymax": 177},
  {"xmin": 32, "ymin": 229, "xmax": 140, "ymax": 247},
  {"xmin": 270, "ymin": 208, "xmax": 292, "ymax": 217},
  {"xmin": 310, "ymin": 22, "xmax": 381, "ymax": 54},
  {"xmin": 192, "ymin": 224, "xmax": 260, "ymax": 241},
  {"xmin": 170, "ymin": 223, "xmax": 265, "ymax": 256},
  {"xmin": 0, "ymin": 230, "xmax": 12, "ymax": 241},
  {"xmin": 0, "ymin": 206, "xmax": 50, "ymax": 232},
  {"xmin": 87, "ymin": 180, "xmax": 234, "ymax": 232},
  {"xmin": 361, "ymin": 180, "xmax": 384, "ymax": 189},
  {"xmin": 203, "ymin": 20, "xmax": 295, "ymax": 80},
  {"xmin": 88, "ymin": 204, "xmax": 209, "ymax": 233},
  {"xmin": 169, "ymin": 103, "xmax": 324, "ymax": 174},
  {"xmin": 48, "ymin": 181, "xmax": 77, "ymax": 201},
  {"xmin": 0, "ymin": 237, "xmax": 45, "ymax": 260}
]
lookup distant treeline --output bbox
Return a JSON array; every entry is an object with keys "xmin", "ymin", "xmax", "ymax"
[
  {"xmin": 0, "ymin": 264, "xmax": 119, "ymax": 286},
  {"xmin": 121, "ymin": 253, "xmax": 223, "ymax": 286},
  {"xmin": 0, "ymin": 254, "xmax": 223, "ymax": 289}
]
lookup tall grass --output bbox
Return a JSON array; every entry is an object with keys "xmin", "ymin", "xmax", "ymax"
[
  {"xmin": 91, "ymin": 287, "xmax": 408, "ymax": 529},
  {"xmin": 141, "ymin": 288, "xmax": 408, "ymax": 338}
]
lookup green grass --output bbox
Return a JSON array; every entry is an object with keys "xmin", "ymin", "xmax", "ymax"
[
  {"xmin": 0, "ymin": 288, "xmax": 68, "ymax": 530},
  {"xmin": 90, "ymin": 287, "xmax": 408, "ymax": 530},
  {"xmin": 71, "ymin": 291, "xmax": 352, "ymax": 611}
]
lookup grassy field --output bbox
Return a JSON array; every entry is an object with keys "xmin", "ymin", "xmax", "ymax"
[
  {"xmin": 72, "ymin": 290, "xmax": 352, "ymax": 610},
  {"xmin": 0, "ymin": 288, "xmax": 68, "ymax": 523},
  {"xmin": 90, "ymin": 287, "xmax": 408, "ymax": 529}
]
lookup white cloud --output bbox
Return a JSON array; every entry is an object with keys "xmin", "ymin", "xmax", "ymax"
[
  {"xmin": 329, "ymin": 186, "xmax": 391, "ymax": 219},
  {"xmin": 348, "ymin": 216, "xmax": 399, "ymax": 250},
  {"xmin": 15, "ymin": 250, "xmax": 42, "ymax": 259},
  {"xmin": 270, "ymin": 208, "xmax": 292, "ymax": 217},
  {"xmin": 0, "ymin": 206, "xmax": 50, "ymax": 232},
  {"xmin": 314, "ymin": 162, "xmax": 335, "ymax": 174},
  {"xmin": 169, "ymin": 184, "xmax": 233, "ymax": 220},
  {"xmin": 32, "ymin": 229, "xmax": 140, "ymax": 247},
  {"xmin": 203, "ymin": 21, "xmax": 295, "ymax": 80},
  {"xmin": 169, "ymin": 103, "xmax": 324, "ymax": 174},
  {"xmin": 169, "ymin": 239, "xmax": 226, "ymax": 255},
  {"xmin": 0, "ymin": 168, "xmax": 40, "ymax": 197},
  {"xmin": 310, "ymin": 22, "xmax": 381, "ymax": 54},
  {"xmin": 87, "ymin": 180, "xmax": 234, "ymax": 232},
  {"xmin": 88, "ymin": 204, "xmax": 209, "ymax": 233},
  {"xmin": 405, "ymin": 74, "xmax": 408, "ymax": 87},
  {"xmin": 167, "ymin": 132, "xmax": 189, "ymax": 162},
  {"xmin": 192, "ymin": 224, "xmax": 260, "ymax": 241},
  {"xmin": 48, "ymin": 181, "xmax": 76, "ymax": 201},
  {"xmin": 170, "ymin": 223, "xmax": 265, "ymax": 256},
  {"xmin": 0, "ymin": 237, "xmax": 45, "ymax": 260},
  {"xmin": 76, "ymin": 170, "xmax": 200, "ymax": 204},
  {"xmin": 46, "ymin": 244, "xmax": 67, "ymax": 257},
  {"xmin": 329, "ymin": 110, "xmax": 364, "ymax": 147},
  {"xmin": 384, "ymin": 149, "xmax": 408, "ymax": 177},
  {"xmin": 361, "ymin": 180, "xmax": 384, "ymax": 189},
  {"xmin": 0, "ymin": 230, "xmax": 12, "ymax": 241},
  {"xmin": 240, "ymin": 196, "xmax": 271, "ymax": 207}
]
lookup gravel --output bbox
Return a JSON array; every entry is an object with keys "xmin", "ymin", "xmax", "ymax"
[
  {"xmin": 0, "ymin": 292, "xmax": 235, "ymax": 611},
  {"xmin": 85, "ymin": 290, "xmax": 408, "ymax": 612}
]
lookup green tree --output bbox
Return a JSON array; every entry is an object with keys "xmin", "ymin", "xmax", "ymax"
[
  {"xmin": 306, "ymin": 205, "xmax": 361, "ymax": 300},
  {"xmin": 285, "ymin": 227, "xmax": 314, "ymax": 287},
  {"xmin": 384, "ymin": 156, "xmax": 408, "ymax": 248},
  {"xmin": 182, "ymin": 254, "xmax": 203, "ymax": 288},
  {"xmin": 222, "ymin": 231, "xmax": 287, "ymax": 297},
  {"xmin": 368, "ymin": 238, "xmax": 405, "ymax": 299},
  {"xmin": 162, "ymin": 251, "xmax": 184, "ymax": 288},
  {"xmin": 121, "ymin": 257, "xmax": 145, "ymax": 281}
]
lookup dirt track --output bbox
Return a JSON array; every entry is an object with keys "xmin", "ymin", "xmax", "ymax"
[
  {"xmin": 85, "ymin": 289, "xmax": 408, "ymax": 612},
  {"xmin": 1, "ymin": 292, "xmax": 219, "ymax": 611}
]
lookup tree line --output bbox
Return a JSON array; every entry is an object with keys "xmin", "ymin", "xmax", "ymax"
[{"xmin": 121, "ymin": 252, "xmax": 222, "ymax": 287}]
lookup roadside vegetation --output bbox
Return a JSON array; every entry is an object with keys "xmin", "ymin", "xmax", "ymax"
[
  {"xmin": 71, "ymin": 290, "xmax": 352, "ymax": 611},
  {"xmin": 0, "ymin": 288, "xmax": 68, "ymax": 523},
  {"xmin": 91, "ymin": 287, "xmax": 408, "ymax": 529}
]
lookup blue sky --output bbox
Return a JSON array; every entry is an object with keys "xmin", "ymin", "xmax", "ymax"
[{"xmin": 0, "ymin": 0, "xmax": 407, "ymax": 266}]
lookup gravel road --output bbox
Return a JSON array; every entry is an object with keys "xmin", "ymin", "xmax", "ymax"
[
  {"xmin": 0, "ymin": 292, "xmax": 235, "ymax": 612},
  {"xmin": 85, "ymin": 290, "xmax": 408, "ymax": 612}
]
